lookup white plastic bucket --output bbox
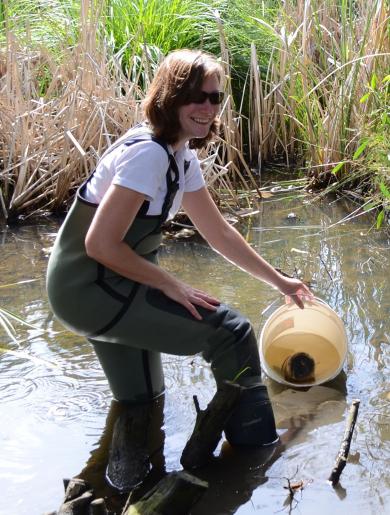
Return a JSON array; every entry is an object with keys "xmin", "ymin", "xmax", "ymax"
[{"xmin": 259, "ymin": 297, "xmax": 348, "ymax": 387}]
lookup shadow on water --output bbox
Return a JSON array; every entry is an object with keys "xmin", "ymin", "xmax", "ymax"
[{"xmin": 0, "ymin": 191, "xmax": 389, "ymax": 514}]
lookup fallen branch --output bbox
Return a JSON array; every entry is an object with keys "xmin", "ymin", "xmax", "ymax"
[
  {"xmin": 58, "ymin": 490, "xmax": 94, "ymax": 514},
  {"xmin": 89, "ymin": 498, "xmax": 108, "ymax": 515},
  {"xmin": 123, "ymin": 471, "xmax": 208, "ymax": 515},
  {"xmin": 56, "ymin": 477, "xmax": 109, "ymax": 515},
  {"xmin": 180, "ymin": 381, "xmax": 242, "ymax": 469},
  {"xmin": 328, "ymin": 399, "xmax": 360, "ymax": 485}
]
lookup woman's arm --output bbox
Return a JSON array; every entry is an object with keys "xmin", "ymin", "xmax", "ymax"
[
  {"xmin": 85, "ymin": 184, "xmax": 219, "ymax": 319},
  {"xmin": 182, "ymin": 187, "xmax": 312, "ymax": 308}
]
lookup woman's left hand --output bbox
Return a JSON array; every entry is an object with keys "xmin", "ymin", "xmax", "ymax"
[{"xmin": 278, "ymin": 277, "xmax": 314, "ymax": 309}]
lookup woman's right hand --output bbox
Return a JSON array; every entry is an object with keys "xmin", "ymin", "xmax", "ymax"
[
  {"xmin": 278, "ymin": 276, "xmax": 314, "ymax": 309},
  {"xmin": 160, "ymin": 278, "xmax": 220, "ymax": 320}
]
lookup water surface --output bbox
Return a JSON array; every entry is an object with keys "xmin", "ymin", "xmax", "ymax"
[{"xmin": 1, "ymin": 190, "xmax": 389, "ymax": 514}]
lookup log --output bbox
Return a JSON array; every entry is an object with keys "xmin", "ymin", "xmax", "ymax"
[
  {"xmin": 63, "ymin": 478, "xmax": 89, "ymax": 502},
  {"xmin": 328, "ymin": 399, "xmax": 360, "ymax": 485},
  {"xmin": 180, "ymin": 381, "xmax": 243, "ymax": 469},
  {"xmin": 58, "ymin": 490, "xmax": 94, "ymax": 515},
  {"xmin": 56, "ymin": 477, "xmax": 94, "ymax": 515},
  {"xmin": 89, "ymin": 498, "xmax": 108, "ymax": 515},
  {"xmin": 123, "ymin": 471, "xmax": 208, "ymax": 515}
]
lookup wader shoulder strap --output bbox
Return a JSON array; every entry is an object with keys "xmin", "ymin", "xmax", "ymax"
[
  {"xmin": 80, "ymin": 127, "xmax": 180, "ymax": 223},
  {"xmin": 159, "ymin": 154, "xmax": 180, "ymax": 224},
  {"xmin": 121, "ymin": 133, "xmax": 179, "ymax": 222}
]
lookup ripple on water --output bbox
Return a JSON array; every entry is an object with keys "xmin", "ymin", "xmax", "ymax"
[
  {"xmin": 1, "ymin": 207, "xmax": 390, "ymax": 515},
  {"xmin": 0, "ymin": 357, "xmax": 38, "ymax": 403},
  {"xmin": 30, "ymin": 375, "xmax": 110, "ymax": 424},
  {"xmin": 365, "ymin": 412, "xmax": 390, "ymax": 457},
  {"xmin": 0, "ymin": 376, "xmax": 38, "ymax": 404},
  {"xmin": 0, "ymin": 349, "xmax": 111, "ymax": 426}
]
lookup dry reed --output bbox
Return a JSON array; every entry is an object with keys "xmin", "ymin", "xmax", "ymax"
[
  {"xmin": 0, "ymin": 2, "xmax": 254, "ymax": 218},
  {"xmin": 0, "ymin": 0, "xmax": 389, "ymax": 220},
  {"xmin": 248, "ymin": 0, "xmax": 389, "ymax": 189}
]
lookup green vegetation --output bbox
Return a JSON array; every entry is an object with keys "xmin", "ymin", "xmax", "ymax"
[{"xmin": 0, "ymin": 0, "xmax": 389, "ymax": 226}]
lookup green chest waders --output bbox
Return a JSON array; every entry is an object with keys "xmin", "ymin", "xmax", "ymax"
[
  {"xmin": 47, "ymin": 132, "xmax": 278, "ymax": 446},
  {"xmin": 47, "ymin": 134, "xmax": 179, "ymax": 403}
]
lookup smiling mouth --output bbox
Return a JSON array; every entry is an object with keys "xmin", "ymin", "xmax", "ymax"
[{"xmin": 191, "ymin": 117, "xmax": 211, "ymax": 125}]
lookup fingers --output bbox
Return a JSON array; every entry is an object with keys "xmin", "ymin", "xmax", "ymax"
[
  {"xmin": 181, "ymin": 297, "xmax": 218, "ymax": 320},
  {"xmin": 193, "ymin": 289, "xmax": 221, "ymax": 306},
  {"xmin": 287, "ymin": 289, "xmax": 314, "ymax": 309},
  {"xmin": 183, "ymin": 300, "xmax": 203, "ymax": 320},
  {"xmin": 282, "ymin": 280, "xmax": 314, "ymax": 309},
  {"xmin": 291, "ymin": 294, "xmax": 305, "ymax": 310},
  {"xmin": 184, "ymin": 291, "xmax": 220, "ymax": 320},
  {"xmin": 301, "ymin": 284, "xmax": 314, "ymax": 299},
  {"xmin": 281, "ymin": 274, "xmax": 315, "ymax": 309},
  {"xmin": 193, "ymin": 297, "xmax": 220, "ymax": 311},
  {"xmin": 165, "ymin": 284, "xmax": 220, "ymax": 320}
]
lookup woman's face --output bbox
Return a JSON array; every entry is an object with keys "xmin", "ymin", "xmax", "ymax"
[{"xmin": 176, "ymin": 73, "xmax": 221, "ymax": 147}]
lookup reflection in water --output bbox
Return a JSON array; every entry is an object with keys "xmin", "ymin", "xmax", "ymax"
[
  {"xmin": 0, "ymin": 194, "xmax": 389, "ymax": 514},
  {"xmin": 77, "ymin": 397, "xmax": 166, "ymax": 513},
  {"xmin": 192, "ymin": 377, "xmax": 348, "ymax": 515},
  {"xmin": 73, "ymin": 375, "xmax": 348, "ymax": 514}
]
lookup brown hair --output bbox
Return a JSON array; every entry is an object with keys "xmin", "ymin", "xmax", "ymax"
[{"xmin": 143, "ymin": 49, "xmax": 223, "ymax": 149}]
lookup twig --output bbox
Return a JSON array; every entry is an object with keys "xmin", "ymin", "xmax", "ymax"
[
  {"xmin": 328, "ymin": 399, "xmax": 360, "ymax": 485},
  {"xmin": 319, "ymin": 255, "xmax": 334, "ymax": 281},
  {"xmin": 275, "ymin": 267, "xmax": 294, "ymax": 279}
]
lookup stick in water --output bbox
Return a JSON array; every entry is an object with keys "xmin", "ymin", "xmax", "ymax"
[{"xmin": 328, "ymin": 399, "xmax": 360, "ymax": 486}]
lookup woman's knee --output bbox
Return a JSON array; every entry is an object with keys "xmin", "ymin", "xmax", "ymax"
[
  {"xmin": 202, "ymin": 305, "xmax": 261, "ymax": 380},
  {"xmin": 216, "ymin": 305, "xmax": 256, "ymax": 347}
]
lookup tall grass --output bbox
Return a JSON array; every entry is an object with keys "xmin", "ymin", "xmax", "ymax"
[
  {"xmin": 0, "ymin": 0, "xmax": 280, "ymax": 219},
  {"xmin": 249, "ymin": 1, "xmax": 389, "ymax": 190},
  {"xmin": 245, "ymin": 0, "xmax": 389, "ymax": 225},
  {"xmin": 0, "ymin": 0, "xmax": 389, "ymax": 222}
]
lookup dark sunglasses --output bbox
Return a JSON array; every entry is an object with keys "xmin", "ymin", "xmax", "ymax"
[{"xmin": 186, "ymin": 90, "xmax": 224, "ymax": 105}]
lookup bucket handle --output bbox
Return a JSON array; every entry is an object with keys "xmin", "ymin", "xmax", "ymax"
[
  {"xmin": 284, "ymin": 295, "xmax": 328, "ymax": 308},
  {"xmin": 304, "ymin": 296, "xmax": 330, "ymax": 307}
]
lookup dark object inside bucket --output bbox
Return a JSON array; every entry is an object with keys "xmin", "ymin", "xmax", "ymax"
[{"xmin": 281, "ymin": 352, "xmax": 315, "ymax": 383}]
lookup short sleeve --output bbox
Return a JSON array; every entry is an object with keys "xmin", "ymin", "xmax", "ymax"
[
  {"xmin": 112, "ymin": 140, "xmax": 169, "ymax": 200},
  {"xmin": 184, "ymin": 150, "xmax": 205, "ymax": 192}
]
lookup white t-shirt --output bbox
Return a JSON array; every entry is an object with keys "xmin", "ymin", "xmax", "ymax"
[{"xmin": 84, "ymin": 127, "xmax": 205, "ymax": 220}]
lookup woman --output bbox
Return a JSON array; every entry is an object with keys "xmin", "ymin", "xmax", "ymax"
[{"xmin": 47, "ymin": 49, "xmax": 312, "ymax": 448}]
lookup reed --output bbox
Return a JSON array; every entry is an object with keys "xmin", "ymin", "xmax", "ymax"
[
  {"xmin": 244, "ymin": 0, "xmax": 389, "ymax": 226},
  {"xmin": 0, "ymin": 0, "xmax": 389, "ymax": 222},
  {"xmin": 0, "ymin": 0, "xmax": 273, "ymax": 218},
  {"xmin": 249, "ymin": 1, "xmax": 389, "ymax": 191},
  {"xmin": 0, "ymin": 1, "xmax": 144, "ymax": 218}
]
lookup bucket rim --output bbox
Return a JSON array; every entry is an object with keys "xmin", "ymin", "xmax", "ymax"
[
  {"xmin": 260, "ymin": 296, "xmax": 344, "ymax": 335},
  {"xmin": 259, "ymin": 296, "xmax": 347, "ymax": 346}
]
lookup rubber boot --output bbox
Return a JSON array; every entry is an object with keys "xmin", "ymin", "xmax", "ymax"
[{"xmin": 224, "ymin": 380, "xmax": 279, "ymax": 447}]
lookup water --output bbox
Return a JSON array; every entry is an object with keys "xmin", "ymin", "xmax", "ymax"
[{"xmin": 1, "ymin": 191, "xmax": 389, "ymax": 515}]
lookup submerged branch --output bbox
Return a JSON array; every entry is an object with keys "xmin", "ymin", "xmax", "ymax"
[
  {"xmin": 181, "ymin": 381, "xmax": 242, "ymax": 470},
  {"xmin": 328, "ymin": 399, "xmax": 360, "ymax": 486}
]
